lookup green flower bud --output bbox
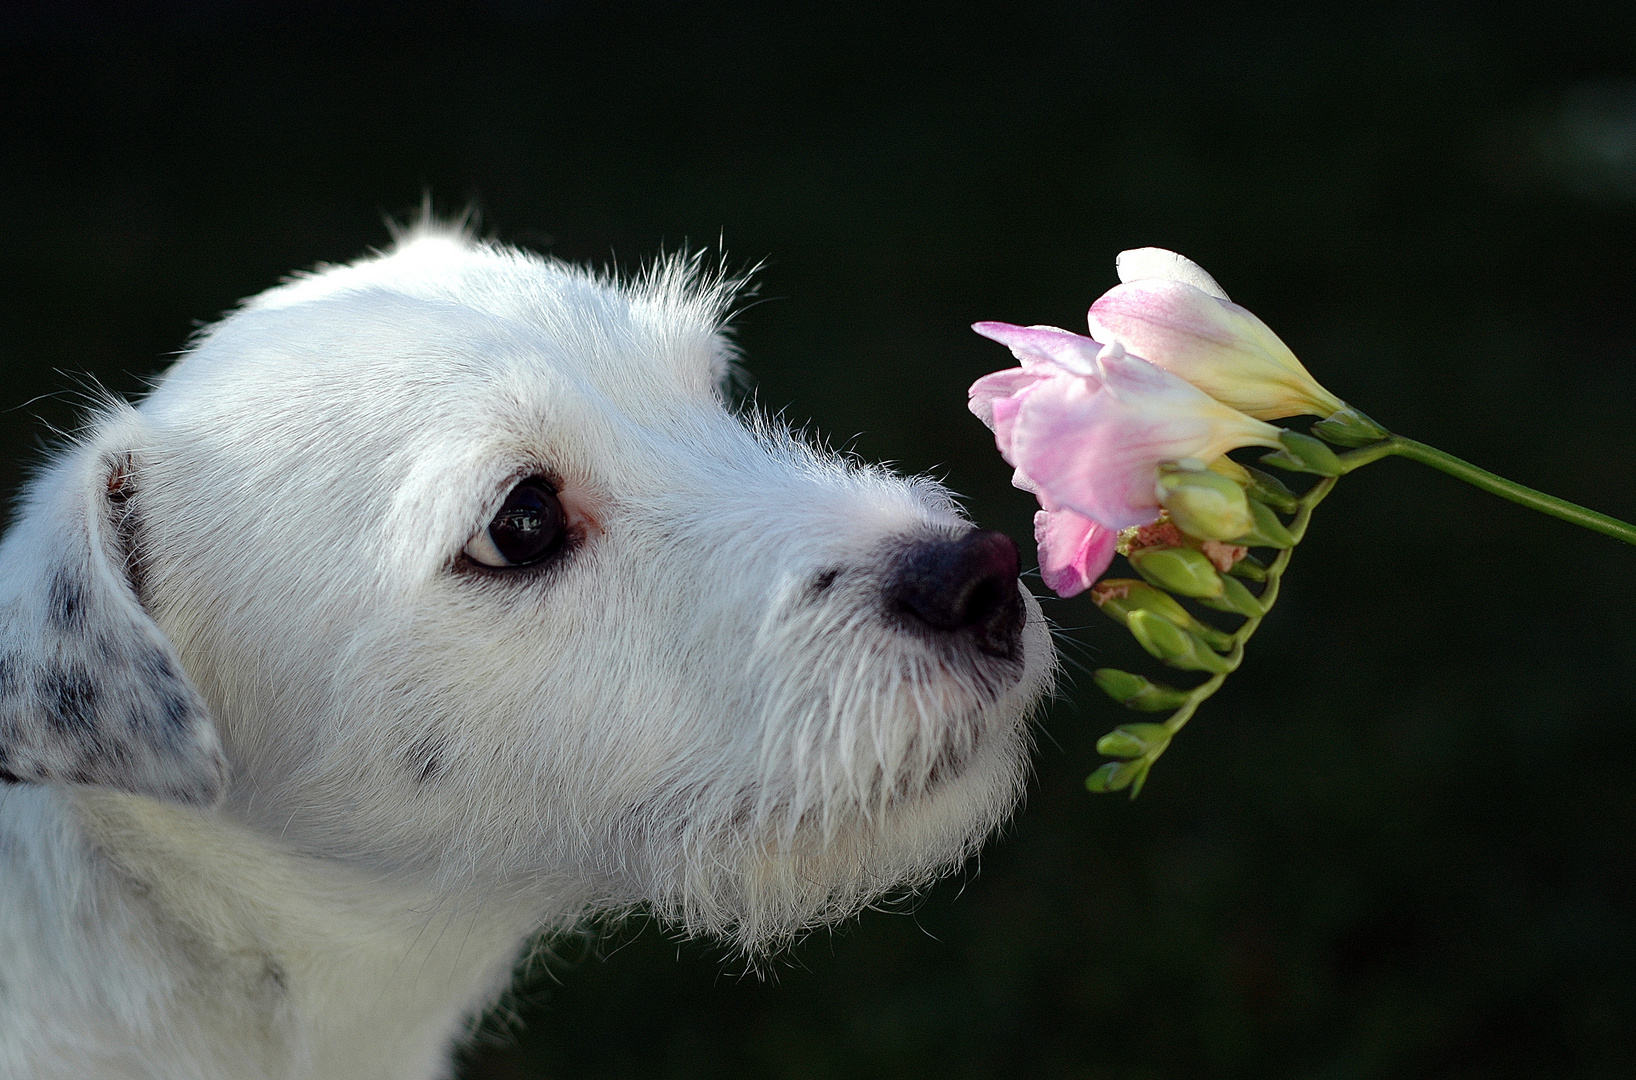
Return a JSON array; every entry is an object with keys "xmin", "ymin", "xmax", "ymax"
[
  {"xmin": 1086, "ymin": 757, "xmax": 1150, "ymax": 795},
  {"xmin": 1231, "ymin": 500, "xmax": 1296, "ymax": 549},
  {"xmin": 1096, "ymin": 722, "xmax": 1172, "ymax": 759},
  {"xmin": 1126, "ymin": 610, "xmax": 1232, "ymax": 673},
  {"xmin": 1227, "ymin": 553, "xmax": 1268, "ymax": 581},
  {"xmin": 1155, "ymin": 467, "xmax": 1254, "ymax": 541},
  {"xmin": 1242, "ymin": 466, "xmax": 1299, "ymax": 514},
  {"xmin": 1310, "ymin": 406, "xmax": 1390, "ymax": 448},
  {"xmin": 1092, "ymin": 668, "xmax": 1192, "ymax": 712},
  {"xmin": 1127, "ymin": 546, "xmax": 1226, "ymax": 599},
  {"xmin": 1260, "ymin": 429, "xmax": 1345, "ymax": 476},
  {"xmin": 1196, "ymin": 572, "xmax": 1265, "ymax": 618},
  {"xmin": 1092, "ymin": 666, "xmax": 1148, "ymax": 702},
  {"xmin": 1092, "ymin": 577, "xmax": 1192, "ymax": 625},
  {"xmin": 1091, "ymin": 579, "xmax": 1232, "ymax": 651}
]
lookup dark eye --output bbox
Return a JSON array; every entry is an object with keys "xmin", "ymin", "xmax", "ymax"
[{"xmin": 463, "ymin": 478, "xmax": 567, "ymax": 568}]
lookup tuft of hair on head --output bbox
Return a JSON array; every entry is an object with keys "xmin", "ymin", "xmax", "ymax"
[
  {"xmin": 383, "ymin": 193, "xmax": 482, "ymax": 250},
  {"xmin": 628, "ymin": 245, "xmax": 761, "ymax": 400}
]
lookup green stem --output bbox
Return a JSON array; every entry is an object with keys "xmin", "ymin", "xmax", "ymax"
[
  {"xmin": 1337, "ymin": 435, "xmax": 1636, "ymax": 547},
  {"xmin": 1385, "ymin": 438, "xmax": 1636, "ymax": 547}
]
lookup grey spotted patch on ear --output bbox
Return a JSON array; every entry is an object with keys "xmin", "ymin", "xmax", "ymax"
[{"xmin": 0, "ymin": 408, "xmax": 227, "ymax": 805}]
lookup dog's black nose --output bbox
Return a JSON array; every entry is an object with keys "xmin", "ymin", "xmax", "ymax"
[{"xmin": 889, "ymin": 529, "xmax": 1025, "ymax": 657}]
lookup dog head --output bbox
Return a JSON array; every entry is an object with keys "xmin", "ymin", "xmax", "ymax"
[{"xmin": 0, "ymin": 228, "xmax": 1053, "ymax": 949}]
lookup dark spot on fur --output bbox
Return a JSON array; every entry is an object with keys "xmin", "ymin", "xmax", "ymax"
[
  {"xmin": 158, "ymin": 692, "xmax": 191, "ymax": 731},
  {"xmin": 47, "ymin": 572, "xmax": 84, "ymax": 632},
  {"xmin": 134, "ymin": 649, "xmax": 193, "ymax": 738},
  {"xmin": 93, "ymin": 634, "xmax": 119, "ymax": 663},
  {"xmin": 807, "ymin": 567, "xmax": 841, "ymax": 600},
  {"xmin": 140, "ymin": 649, "xmax": 178, "ymax": 685},
  {"xmin": 105, "ymin": 454, "xmax": 134, "ymax": 504},
  {"xmin": 40, "ymin": 668, "xmax": 98, "ymax": 733},
  {"xmin": 262, "ymin": 960, "xmax": 288, "ymax": 994},
  {"xmin": 407, "ymin": 735, "xmax": 449, "ymax": 784},
  {"xmin": 0, "ymin": 767, "xmax": 22, "ymax": 785},
  {"xmin": 105, "ymin": 459, "xmax": 147, "ymax": 602}
]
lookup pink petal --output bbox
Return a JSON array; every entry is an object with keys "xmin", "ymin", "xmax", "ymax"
[
  {"xmin": 1089, "ymin": 280, "xmax": 1243, "ymax": 362},
  {"xmin": 988, "ymin": 395, "xmax": 1025, "ymax": 461},
  {"xmin": 1010, "ymin": 467, "xmax": 1042, "ymax": 497},
  {"xmin": 1034, "ymin": 508, "xmax": 1116, "ymax": 598},
  {"xmin": 968, "ymin": 367, "xmax": 1044, "ymax": 424},
  {"xmin": 971, "ymin": 321, "xmax": 1103, "ymax": 376}
]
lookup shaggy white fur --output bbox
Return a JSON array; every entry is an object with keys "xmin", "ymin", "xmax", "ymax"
[{"xmin": 0, "ymin": 227, "xmax": 1053, "ymax": 1079}]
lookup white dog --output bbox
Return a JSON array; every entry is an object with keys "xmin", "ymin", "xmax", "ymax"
[{"xmin": 0, "ymin": 226, "xmax": 1052, "ymax": 1079}]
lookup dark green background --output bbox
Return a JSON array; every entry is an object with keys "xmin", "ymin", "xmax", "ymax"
[{"xmin": 4, "ymin": 3, "xmax": 1635, "ymax": 1077}]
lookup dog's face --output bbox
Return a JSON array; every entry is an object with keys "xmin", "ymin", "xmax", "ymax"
[{"xmin": 0, "ymin": 232, "xmax": 1052, "ymax": 949}]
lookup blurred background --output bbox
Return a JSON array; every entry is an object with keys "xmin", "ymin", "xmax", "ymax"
[{"xmin": 3, "ymin": 2, "xmax": 1635, "ymax": 1077}]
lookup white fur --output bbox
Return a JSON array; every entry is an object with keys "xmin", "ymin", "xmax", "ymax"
[{"xmin": 0, "ymin": 228, "xmax": 1053, "ymax": 1079}]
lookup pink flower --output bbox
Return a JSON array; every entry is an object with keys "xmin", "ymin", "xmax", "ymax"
[
  {"xmin": 1087, "ymin": 248, "xmax": 1346, "ymax": 421},
  {"xmin": 969, "ymin": 322, "xmax": 1283, "ymax": 597}
]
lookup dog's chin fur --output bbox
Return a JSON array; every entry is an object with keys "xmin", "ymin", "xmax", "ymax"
[
  {"xmin": 0, "ymin": 224, "xmax": 1054, "ymax": 1078},
  {"xmin": 637, "ymin": 712, "xmax": 1039, "ymax": 956}
]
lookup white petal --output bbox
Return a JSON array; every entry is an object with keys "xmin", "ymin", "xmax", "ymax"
[{"xmin": 1115, "ymin": 247, "xmax": 1230, "ymax": 301}]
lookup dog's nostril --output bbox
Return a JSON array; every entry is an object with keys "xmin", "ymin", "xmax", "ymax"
[
  {"xmin": 890, "ymin": 529, "xmax": 1023, "ymax": 649},
  {"xmin": 959, "ymin": 574, "xmax": 1008, "ymax": 628}
]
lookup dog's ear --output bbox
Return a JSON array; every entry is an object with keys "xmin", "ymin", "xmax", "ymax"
[{"xmin": 0, "ymin": 406, "xmax": 227, "ymax": 806}]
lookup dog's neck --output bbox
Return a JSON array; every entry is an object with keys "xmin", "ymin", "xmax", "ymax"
[{"xmin": 0, "ymin": 786, "xmax": 545, "ymax": 1080}]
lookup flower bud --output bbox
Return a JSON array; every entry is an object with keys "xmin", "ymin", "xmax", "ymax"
[
  {"xmin": 1096, "ymin": 722, "xmax": 1172, "ymax": 759},
  {"xmin": 1242, "ymin": 465, "xmax": 1298, "ymax": 513},
  {"xmin": 1195, "ymin": 573, "xmax": 1266, "ymax": 618},
  {"xmin": 1086, "ymin": 757, "xmax": 1151, "ymax": 795},
  {"xmin": 1126, "ymin": 610, "xmax": 1232, "ymax": 673},
  {"xmin": 1155, "ymin": 466, "xmax": 1254, "ymax": 541},
  {"xmin": 1092, "ymin": 668, "xmax": 1193, "ymax": 712},
  {"xmin": 1127, "ymin": 546, "xmax": 1227, "ymax": 599},
  {"xmin": 1260, "ymin": 430, "xmax": 1344, "ymax": 477},
  {"xmin": 1310, "ymin": 406, "xmax": 1390, "ymax": 448},
  {"xmin": 1232, "ymin": 500, "xmax": 1296, "ymax": 549},
  {"xmin": 1090, "ymin": 579, "xmax": 1231, "ymax": 650}
]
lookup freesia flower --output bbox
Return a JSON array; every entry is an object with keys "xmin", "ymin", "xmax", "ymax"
[
  {"xmin": 968, "ymin": 322, "xmax": 1284, "ymax": 596},
  {"xmin": 1086, "ymin": 247, "xmax": 1346, "ymax": 421}
]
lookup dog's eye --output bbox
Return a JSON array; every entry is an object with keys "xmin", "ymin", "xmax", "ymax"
[{"xmin": 464, "ymin": 479, "xmax": 567, "ymax": 568}]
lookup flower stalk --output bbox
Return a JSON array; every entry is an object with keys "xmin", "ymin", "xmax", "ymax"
[
  {"xmin": 1087, "ymin": 476, "xmax": 1335, "ymax": 799},
  {"xmin": 1345, "ymin": 437, "xmax": 1636, "ymax": 547}
]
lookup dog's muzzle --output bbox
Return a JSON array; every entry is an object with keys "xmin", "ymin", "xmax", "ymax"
[{"xmin": 887, "ymin": 528, "xmax": 1026, "ymax": 659}]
